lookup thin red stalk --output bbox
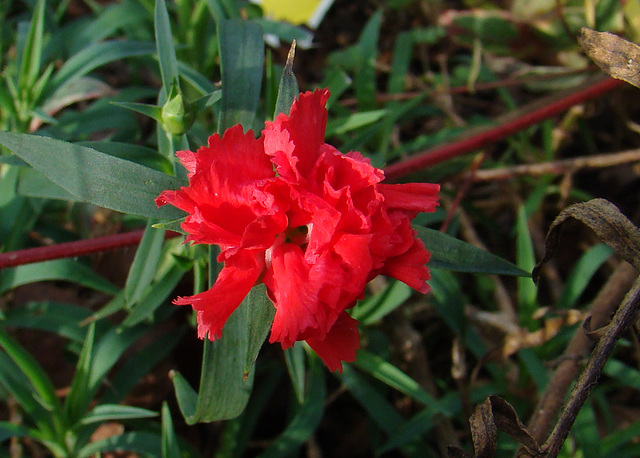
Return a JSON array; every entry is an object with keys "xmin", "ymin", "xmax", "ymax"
[
  {"xmin": 0, "ymin": 230, "xmax": 180, "ymax": 269},
  {"xmin": 383, "ymin": 76, "xmax": 623, "ymax": 181},
  {"xmin": 0, "ymin": 77, "xmax": 623, "ymax": 269}
]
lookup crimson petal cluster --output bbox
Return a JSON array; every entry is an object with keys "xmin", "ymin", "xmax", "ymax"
[{"xmin": 156, "ymin": 89, "xmax": 439, "ymax": 372}]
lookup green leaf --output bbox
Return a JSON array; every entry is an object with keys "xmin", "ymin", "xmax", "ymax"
[
  {"xmin": 516, "ymin": 206, "xmax": 538, "ymax": 330},
  {"xmin": 152, "ymin": 217, "xmax": 187, "ymax": 234},
  {"xmin": 18, "ymin": 168, "xmax": 78, "ymax": 201},
  {"xmin": 283, "ymin": 343, "xmax": 306, "ymax": 404},
  {"xmin": 2, "ymin": 302, "xmax": 91, "ymax": 343},
  {"xmin": 351, "ymin": 280, "xmax": 411, "ymax": 325},
  {"xmin": 124, "ymin": 221, "xmax": 166, "ymax": 307},
  {"xmin": 0, "ymin": 328, "xmax": 64, "ymax": 428},
  {"xmin": 258, "ymin": 354, "xmax": 325, "ymax": 458},
  {"xmin": 161, "ymin": 403, "xmax": 181, "ymax": 458},
  {"xmin": 64, "ymin": 323, "xmax": 96, "ymax": 425},
  {"xmin": 558, "ymin": 243, "xmax": 614, "ymax": 309},
  {"xmin": 243, "ymin": 283, "xmax": 276, "ymax": 375},
  {"xmin": 101, "ymin": 327, "xmax": 185, "ymax": 405},
  {"xmin": 415, "ymin": 225, "xmax": 530, "ymax": 276},
  {"xmin": 0, "ymin": 351, "xmax": 58, "ymax": 440},
  {"xmin": 0, "ymin": 421, "xmax": 31, "ymax": 443},
  {"xmin": 79, "ymin": 404, "xmax": 157, "ymax": 425},
  {"xmin": 77, "ymin": 431, "xmax": 163, "ymax": 458},
  {"xmin": 18, "ymin": 0, "xmax": 46, "ymax": 92},
  {"xmin": 353, "ymin": 350, "xmax": 450, "ymax": 413},
  {"xmin": 338, "ymin": 365, "xmax": 432, "ymax": 456},
  {"xmin": 0, "ymin": 132, "xmax": 186, "ymax": 219},
  {"xmin": 217, "ymin": 19, "xmax": 265, "ymax": 130},
  {"xmin": 121, "ymin": 259, "xmax": 189, "ymax": 327},
  {"xmin": 47, "ymin": 41, "xmax": 156, "ymax": 96},
  {"xmin": 273, "ymin": 42, "xmax": 299, "ymax": 118},
  {"xmin": 155, "ymin": 0, "xmax": 181, "ymax": 97},
  {"xmin": 111, "ymin": 101, "xmax": 163, "ymax": 123},
  {"xmin": 0, "ymin": 259, "xmax": 119, "ymax": 296}
]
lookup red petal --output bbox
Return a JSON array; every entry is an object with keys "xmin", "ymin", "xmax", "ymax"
[
  {"xmin": 174, "ymin": 252, "xmax": 264, "ymax": 340},
  {"xmin": 305, "ymin": 312, "xmax": 360, "ymax": 373},
  {"xmin": 264, "ymin": 89, "xmax": 331, "ymax": 183},
  {"xmin": 382, "ymin": 238, "xmax": 431, "ymax": 294},
  {"xmin": 265, "ymin": 243, "xmax": 322, "ymax": 347}
]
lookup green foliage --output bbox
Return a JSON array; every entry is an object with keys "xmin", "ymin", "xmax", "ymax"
[{"xmin": 1, "ymin": 0, "xmax": 636, "ymax": 456}]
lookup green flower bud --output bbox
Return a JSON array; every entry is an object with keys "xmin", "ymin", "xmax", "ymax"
[{"xmin": 161, "ymin": 90, "xmax": 194, "ymax": 135}]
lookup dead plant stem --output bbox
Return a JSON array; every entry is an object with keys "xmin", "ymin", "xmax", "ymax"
[
  {"xmin": 518, "ymin": 262, "xmax": 637, "ymax": 455},
  {"xmin": 541, "ymin": 271, "xmax": 640, "ymax": 456}
]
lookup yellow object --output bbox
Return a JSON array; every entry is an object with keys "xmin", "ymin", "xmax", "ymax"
[{"xmin": 255, "ymin": 0, "xmax": 334, "ymax": 28}]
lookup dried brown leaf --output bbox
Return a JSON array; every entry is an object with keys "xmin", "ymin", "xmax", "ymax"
[
  {"xmin": 533, "ymin": 198, "xmax": 640, "ymax": 282},
  {"xmin": 461, "ymin": 396, "xmax": 541, "ymax": 457},
  {"xmin": 579, "ymin": 28, "xmax": 640, "ymax": 88}
]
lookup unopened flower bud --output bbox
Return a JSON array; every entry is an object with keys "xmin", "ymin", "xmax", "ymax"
[{"xmin": 161, "ymin": 91, "xmax": 194, "ymax": 135}]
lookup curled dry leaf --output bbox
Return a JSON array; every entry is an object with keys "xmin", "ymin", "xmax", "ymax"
[
  {"xmin": 448, "ymin": 396, "xmax": 541, "ymax": 457},
  {"xmin": 579, "ymin": 27, "xmax": 640, "ymax": 89},
  {"xmin": 502, "ymin": 310, "xmax": 585, "ymax": 358},
  {"xmin": 533, "ymin": 198, "xmax": 640, "ymax": 282}
]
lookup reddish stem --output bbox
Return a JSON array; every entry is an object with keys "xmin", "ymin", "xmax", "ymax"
[
  {"xmin": 383, "ymin": 77, "xmax": 623, "ymax": 181},
  {"xmin": 0, "ymin": 77, "xmax": 623, "ymax": 269},
  {"xmin": 0, "ymin": 230, "xmax": 180, "ymax": 269}
]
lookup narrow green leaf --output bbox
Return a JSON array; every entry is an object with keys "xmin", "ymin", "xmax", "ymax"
[
  {"xmin": 0, "ymin": 421, "xmax": 30, "ymax": 443},
  {"xmin": 77, "ymin": 141, "xmax": 174, "ymax": 174},
  {"xmin": 121, "ymin": 261, "xmax": 188, "ymax": 327},
  {"xmin": 0, "ymin": 132, "xmax": 186, "ymax": 219},
  {"xmin": 64, "ymin": 323, "xmax": 96, "ymax": 425},
  {"xmin": 124, "ymin": 222, "xmax": 166, "ymax": 307},
  {"xmin": 326, "ymin": 109, "xmax": 388, "ymax": 136},
  {"xmin": 516, "ymin": 206, "xmax": 538, "ymax": 330},
  {"xmin": 161, "ymin": 403, "xmax": 181, "ymax": 458},
  {"xmin": 354, "ymin": 10, "xmax": 382, "ymax": 111},
  {"xmin": 244, "ymin": 283, "xmax": 276, "ymax": 375},
  {"xmin": 2, "ymin": 302, "xmax": 91, "ymax": 343},
  {"xmin": 47, "ymin": 41, "xmax": 157, "ymax": 96},
  {"xmin": 353, "ymin": 350, "xmax": 450, "ymax": 414},
  {"xmin": 351, "ymin": 280, "xmax": 411, "ymax": 325},
  {"xmin": 217, "ymin": 19, "xmax": 265, "ymax": 130},
  {"xmin": 101, "ymin": 327, "xmax": 185, "ymax": 405},
  {"xmin": 258, "ymin": 355, "xmax": 325, "ymax": 458},
  {"xmin": 18, "ymin": 0, "xmax": 45, "ymax": 91},
  {"xmin": 338, "ymin": 365, "xmax": 432, "ymax": 456},
  {"xmin": 0, "ymin": 352, "xmax": 57, "ymax": 439},
  {"xmin": 152, "ymin": 217, "xmax": 187, "ymax": 234},
  {"xmin": 155, "ymin": 0, "xmax": 180, "ymax": 96},
  {"xmin": 284, "ymin": 343, "xmax": 306, "ymax": 404},
  {"xmin": 79, "ymin": 404, "xmax": 157, "ymax": 425},
  {"xmin": 111, "ymin": 101, "xmax": 163, "ymax": 122},
  {"xmin": 0, "ymin": 259, "xmax": 119, "ymax": 296},
  {"xmin": 415, "ymin": 226, "xmax": 530, "ymax": 276},
  {"xmin": 0, "ymin": 328, "xmax": 63, "ymax": 422},
  {"xmin": 77, "ymin": 431, "xmax": 163, "ymax": 458},
  {"xmin": 192, "ymin": 312, "xmax": 255, "ymax": 422},
  {"xmin": 171, "ymin": 370, "xmax": 198, "ymax": 422},
  {"xmin": 18, "ymin": 168, "xmax": 78, "ymax": 201},
  {"xmin": 274, "ymin": 42, "xmax": 299, "ymax": 118},
  {"xmin": 89, "ymin": 326, "xmax": 148, "ymax": 392},
  {"xmin": 558, "ymin": 243, "xmax": 614, "ymax": 309}
]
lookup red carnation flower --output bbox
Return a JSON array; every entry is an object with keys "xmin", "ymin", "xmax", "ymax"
[{"xmin": 156, "ymin": 89, "xmax": 439, "ymax": 372}]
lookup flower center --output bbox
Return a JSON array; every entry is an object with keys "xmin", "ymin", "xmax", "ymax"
[{"xmin": 285, "ymin": 224, "xmax": 310, "ymax": 246}]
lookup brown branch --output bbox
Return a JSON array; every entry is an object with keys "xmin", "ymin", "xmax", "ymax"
[
  {"xmin": 472, "ymin": 148, "xmax": 640, "ymax": 182},
  {"xmin": 541, "ymin": 270, "xmax": 640, "ymax": 456},
  {"xmin": 383, "ymin": 76, "xmax": 623, "ymax": 181},
  {"xmin": 518, "ymin": 262, "xmax": 637, "ymax": 455}
]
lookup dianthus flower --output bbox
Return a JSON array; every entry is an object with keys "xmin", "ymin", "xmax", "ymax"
[{"xmin": 156, "ymin": 89, "xmax": 439, "ymax": 372}]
